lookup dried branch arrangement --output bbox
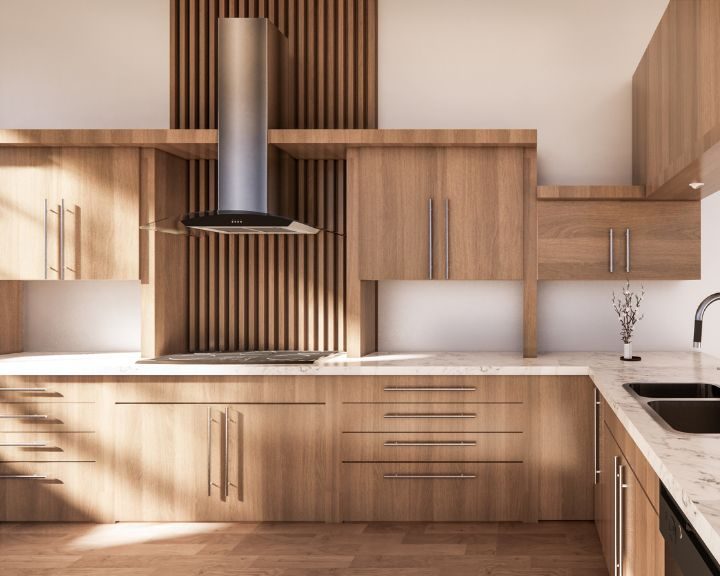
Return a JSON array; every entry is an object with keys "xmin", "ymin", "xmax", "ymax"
[{"xmin": 612, "ymin": 281, "xmax": 645, "ymax": 344}]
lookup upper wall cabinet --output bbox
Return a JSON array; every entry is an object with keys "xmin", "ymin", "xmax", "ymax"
[
  {"xmin": 633, "ymin": 0, "xmax": 720, "ymax": 199},
  {"xmin": 538, "ymin": 200, "xmax": 700, "ymax": 280},
  {"xmin": 357, "ymin": 147, "xmax": 524, "ymax": 280},
  {"xmin": 0, "ymin": 148, "xmax": 139, "ymax": 281}
]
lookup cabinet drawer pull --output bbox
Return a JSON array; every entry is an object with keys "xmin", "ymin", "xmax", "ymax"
[
  {"xmin": 207, "ymin": 406, "xmax": 212, "ymax": 497},
  {"xmin": 224, "ymin": 406, "xmax": 230, "ymax": 498},
  {"xmin": 625, "ymin": 228, "xmax": 631, "ymax": 273},
  {"xmin": 383, "ymin": 386, "xmax": 476, "ymax": 392},
  {"xmin": 444, "ymin": 198, "xmax": 450, "ymax": 279},
  {"xmin": 60, "ymin": 198, "xmax": 65, "ymax": 280},
  {"xmin": 384, "ymin": 441, "xmax": 476, "ymax": 447},
  {"xmin": 0, "ymin": 388, "xmax": 48, "ymax": 393},
  {"xmin": 0, "ymin": 474, "xmax": 47, "ymax": 480},
  {"xmin": 384, "ymin": 473, "xmax": 476, "ymax": 479},
  {"xmin": 0, "ymin": 442, "xmax": 48, "ymax": 447},
  {"xmin": 44, "ymin": 198, "xmax": 49, "ymax": 279},
  {"xmin": 0, "ymin": 415, "xmax": 49, "ymax": 419},
  {"xmin": 383, "ymin": 413, "xmax": 476, "ymax": 419},
  {"xmin": 609, "ymin": 228, "xmax": 615, "ymax": 273},
  {"xmin": 428, "ymin": 197, "xmax": 434, "ymax": 279}
]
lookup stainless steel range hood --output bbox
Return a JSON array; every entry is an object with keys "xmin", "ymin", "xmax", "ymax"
[{"xmin": 182, "ymin": 18, "xmax": 317, "ymax": 235}]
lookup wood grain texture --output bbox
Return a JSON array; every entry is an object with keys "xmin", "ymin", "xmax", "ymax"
[
  {"xmin": 633, "ymin": 0, "xmax": 720, "ymax": 200},
  {"xmin": 0, "ymin": 129, "xmax": 217, "ymax": 159},
  {"xmin": 140, "ymin": 149, "xmax": 189, "ymax": 358},
  {"xmin": 0, "ymin": 282, "xmax": 22, "ymax": 354},
  {"xmin": 523, "ymin": 149, "xmax": 538, "ymax": 358},
  {"xmin": 538, "ymin": 200, "xmax": 700, "ymax": 280},
  {"xmin": 538, "ymin": 185, "xmax": 646, "ymax": 200},
  {"xmin": 173, "ymin": 0, "xmax": 378, "ymax": 354},
  {"xmin": 536, "ymin": 376, "xmax": 594, "ymax": 520},
  {"xmin": 0, "ymin": 521, "xmax": 607, "ymax": 575},
  {"xmin": 269, "ymin": 128, "xmax": 538, "ymax": 159}
]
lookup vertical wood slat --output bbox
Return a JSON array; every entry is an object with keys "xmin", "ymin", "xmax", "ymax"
[{"xmin": 172, "ymin": 0, "xmax": 377, "ymax": 353}]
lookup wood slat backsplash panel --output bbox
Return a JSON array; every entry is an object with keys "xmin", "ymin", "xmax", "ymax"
[{"xmin": 171, "ymin": 0, "xmax": 376, "ymax": 352}]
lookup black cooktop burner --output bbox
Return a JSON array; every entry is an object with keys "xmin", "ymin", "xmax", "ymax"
[{"xmin": 138, "ymin": 351, "xmax": 335, "ymax": 365}]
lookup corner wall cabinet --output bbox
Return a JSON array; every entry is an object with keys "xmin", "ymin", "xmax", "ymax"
[
  {"xmin": 357, "ymin": 147, "xmax": 524, "ymax": 280},
  {"xmin": 0, "ymin": 148, "xmax": 140, "ymax": 280},
  {"xmin": 538, "ymin": 200, "xmax": 700, "ymax": 280}
]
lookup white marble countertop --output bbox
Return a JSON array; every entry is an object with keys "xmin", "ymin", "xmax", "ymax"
[{"xmin": 1, "ymin": 350, "xmax": 719, "ymax": 561}]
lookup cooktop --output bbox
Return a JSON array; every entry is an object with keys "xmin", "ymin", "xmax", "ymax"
[{"xmin": 138, "ymin": 351, "xmax": 335, "ymax": 365}]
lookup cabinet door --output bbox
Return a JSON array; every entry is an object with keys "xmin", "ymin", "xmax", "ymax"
[
  {"xmin": 58, "ymin": 148, "xmax": 139, "ymax": 280},
  {"xmin": 599, "ymin": 421, "xmax": 618, "ymax": 576},
  {"xmin": 537, "ymin": 376, "xmax": 594, "ymax": 520},
  {"xmin": 115, "ymin": 404, "xmax": 228, "ymax": 521},
  {"xmin": 358, "ymin": 148, "xmax": 440, "ymax": 280},
  {"xmin": 442, "ymin": 148, "xmax": 523, "ymax": 279},
  {"xmin": 538, "ymin": 200, "xmax": 700, "ymax": 280},
  {"xmin": 226, "ymin": 404, "xmax": 325, "ymax": 521},
  {"xmin": 0, "ymin": 149, "xmax": 59, "ymax": 280}
]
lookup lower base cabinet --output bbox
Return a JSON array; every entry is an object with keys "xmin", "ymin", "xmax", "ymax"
[
  {"xmin": 114, "ymin": 403, "xmax": 326, "ymax": 521},
  {"xmin": 598, "ymin": 417, "xmax": 664, "ymax": 576}
]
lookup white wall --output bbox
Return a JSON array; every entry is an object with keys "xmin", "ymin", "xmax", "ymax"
[
  {"xmin": 378, "ymin": 0, "xmax": 720, "ymax": 357},
  {"xmin": 0, "ymin": 0, "xmax": 169, "ymax": 352}
]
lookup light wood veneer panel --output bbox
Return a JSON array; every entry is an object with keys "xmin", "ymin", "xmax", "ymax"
[{"xmin": 0, "ymin": 282, "xmax": 22, "ymax": 354}]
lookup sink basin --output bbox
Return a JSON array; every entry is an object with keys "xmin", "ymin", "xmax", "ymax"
[
  {"xmin": 648, "ymin": 401, "xmax": 720, "ymax": 434},
  {"xmin": 626, "ymin": 383, "xmax": 720, "ymax": 399}
]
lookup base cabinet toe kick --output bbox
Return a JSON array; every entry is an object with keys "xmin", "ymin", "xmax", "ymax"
[{"xmin": 1, "ymin": 372, "xmax": 706, "ymax": 575}]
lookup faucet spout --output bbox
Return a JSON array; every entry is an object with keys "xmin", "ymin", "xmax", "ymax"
[{"xmin": 693, "ymin": 293, "xmax": 720, "ymax": 349}]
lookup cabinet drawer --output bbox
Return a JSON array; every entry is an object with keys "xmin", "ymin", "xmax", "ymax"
[
  {"xmin": 341, "ymin": 462, "xmax": 529, "ymax": 521},
  {"xmin": 0, "ymin": 433, "xmax": 97, "ymax": 462},
  {"xmin": 342, "ymin": 432, "xmax": 525, "ymax": 462},
  {"xmin": 341, "ymin": 403, "xmax": 526, "ymax": 432},
  {"xmin": 0, "ymin": 462, "xmax": 99, "ymax": 521},
  {"xmin": 0, "ymin": 380, "xmax": 98, "ymax": 402},
  {"xmin": 0, "ymin": 403, "xmax": 96, "ymax": 432},
  {"xmin": 340, "ymin": 376, "xmax": 527, "ymax": 403}
]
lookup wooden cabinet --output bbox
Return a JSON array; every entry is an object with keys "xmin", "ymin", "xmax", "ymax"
[
  {"xmin": 538, "ymin": 200, "xmax": 700, "ymax": 280},
  {"xmin": 536, "ymin": 376, "xmax": 595, "ymax": 520},
  {"xmin": 357, "ymin": 147, "xmax": 524, "ymax": 280},
  {"xmin": 0, "ymin": 147, "xmax": 139, "ymax": 280},
  {"xmin": 114, "ymin": 403, "xmax": 325, "ymax": 521},
  {"xmin": 598, "ymin": 409, "xmax": 664, "ymax": 576}
]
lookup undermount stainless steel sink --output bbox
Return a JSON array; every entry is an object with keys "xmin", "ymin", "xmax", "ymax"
[
  {"xmin": 647, "ymin": 401, "xmax": 720, "ymax": 434},
  {"xmin": 626, "ymin": 382, "xmax": 720, "ymax": 399}
]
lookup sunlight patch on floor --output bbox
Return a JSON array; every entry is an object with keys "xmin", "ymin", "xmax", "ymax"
[{"xmin": 68, "ymin": 522, "xmax": 231, "ymax": 551}]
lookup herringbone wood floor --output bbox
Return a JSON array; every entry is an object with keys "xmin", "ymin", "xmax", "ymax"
[{"xmin": 0, "ymin": 521, "xmax": 608, "ymax": 575}]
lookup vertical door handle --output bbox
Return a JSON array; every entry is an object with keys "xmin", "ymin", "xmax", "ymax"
[
  {"xmin": 618, "ymin": 463, "xmax": 628, "ymax": 576},
  {"xmin": 594, "ymin": 389, "xmax": 600, "ymax": 485},
  {"xmin": 444, "ymin": 198, "xmax": 449, "ymax": 279},
  {"xmin": 613, "ymin": 455, "xmax": 620, "ymax": 576},
  {"xmin": 59, "ymin": 198, "xmax": 65, "ymax": 280},
  {"xmin": 609, "ymin": 228, "xmax": 615, "ymax": 273},
  {"xmin": 44, "ymin": 199, "xmax": 48, "ymax": 279},
  {"xmin": 625, "ymin": 229, "xmax": 631, "ymax": 273},
  {"xmin": 428, "ymin": 198, "xmax": 433, "ymax": 279},
  {"xmin": 207, "ymin": 406, "xmax": 212, "ymax": 496},
  {"xmin": 224, "ymin": 406, "xmax": 230, "ymax": 498}
]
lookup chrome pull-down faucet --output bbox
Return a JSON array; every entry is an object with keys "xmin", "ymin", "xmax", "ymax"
[{"xmin": 693, "ymin": 293, "xmax": 720, "ymax": 349}]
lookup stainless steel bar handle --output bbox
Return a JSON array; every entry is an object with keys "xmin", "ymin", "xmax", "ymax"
[
  {"xmin": 224, "ymin": 406, "xmax": 230, "ymax": 498},
  {"xmin": 625, "ymin": 228, "xmax": 631, "ymax": 273},
  {"xmin": 384, "ymin": 473, "xmax": 476, "ymax": 479},
  {"xmin": 0, "ymin": 474, "xmax": 47, "ymax": 480},
  {"xmin": 614, "ymin": 455, "xmax": 620, "ymax": 576},
  {"xmin": 384, "ymin": 441, "xmax": 476, "ymax": 447},
  {"xmin": 0, "ymin": 442, "xmax": 48, "ymax": 447},
  {"xmin": 60, "ymin": 198, "xmax": 65, "ymax": 280},
  {"xmin": 383, "ymin": 386, "xmax": 476, "ymax": 392},
  {"xmin": 44, "ymin": 198, "xmax": 48, "ymax": 279},
  {"xmin": 207, "ymin": 406, "xmax": 212, "ymax": 497},
  {"xmin": 0, "ymin": 414, "xmax": 48, "ymax": 419},
  {"xmin": 383, "ymin": 413, "xmax": 476, "ymax": 419},
  {"xmin": 594, "ymin": 389, "xmax": 600, "ymax": 485},
  {"xmin": 618, "ymin": 464, "xmax": 628, "ymax": 576},
  {"xmin": 0, "ymin": 387, "xmax": 47, "ymax": 392},
  {"xmin": 428, "ymin": 198, "xmax": 434, "ymax": 279},
  {"xmin": 444, "ymin": 198, "xmax": 449, "ymax": 279},
  {"xmin": 609, "ymin": 228, "xmax": 615, "ymax": 273}
]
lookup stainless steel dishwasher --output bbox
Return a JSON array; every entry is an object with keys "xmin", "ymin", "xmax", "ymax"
[{"xmin": 660, "ymin": 485, "xmax": 720, "ymax": 576}]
